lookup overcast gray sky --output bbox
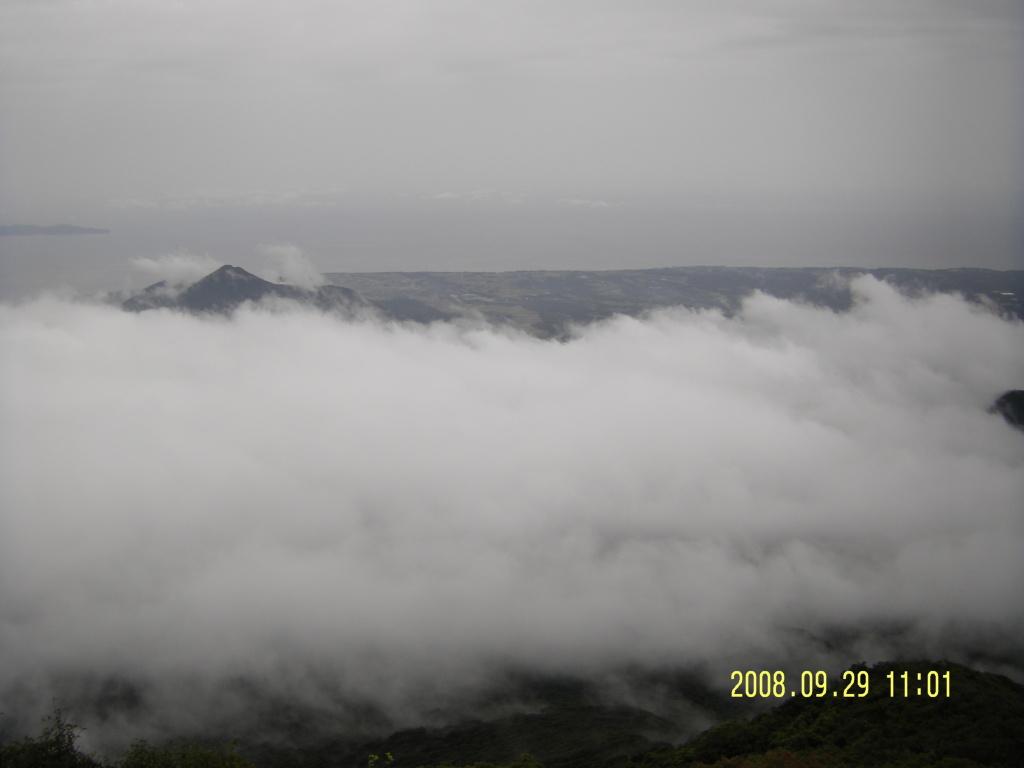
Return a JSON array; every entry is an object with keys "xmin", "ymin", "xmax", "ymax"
[{"xmin": 1, "ymin": 0, "xmax": 1021, "ymax": 209}]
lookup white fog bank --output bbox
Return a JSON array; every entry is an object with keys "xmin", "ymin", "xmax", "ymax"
[{"xmin": 1, "ymin": 277, "xmax": 1022, "ymax": 742}]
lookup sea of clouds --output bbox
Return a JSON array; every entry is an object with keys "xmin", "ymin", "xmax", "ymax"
[{"xmin": 1, "ymin": 275, "xmax": 1022, "ymax": 748}]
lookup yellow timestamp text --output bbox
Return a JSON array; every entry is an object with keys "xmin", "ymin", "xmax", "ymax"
[
  {"xmin": 730, "ymin": 668, "xmax": 952, "ymax": 698},
  {"xmin": 731, "ymin": 670, "xmax": 869, "ymax": 698}
]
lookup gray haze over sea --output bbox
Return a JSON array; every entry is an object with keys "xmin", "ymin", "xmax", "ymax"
[{"xmin": 1, "ymin": 194, "xmax": 1019, "ymax": 302}]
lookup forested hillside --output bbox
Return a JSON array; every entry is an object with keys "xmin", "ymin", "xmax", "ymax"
[{"xmin": 3, "ymin": 662, "xmax": 1021, "ymax": 768}]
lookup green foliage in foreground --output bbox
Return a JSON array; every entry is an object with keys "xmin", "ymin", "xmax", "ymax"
[
  {"xmin": 0, "ymin": 712, "xmax": 539, "ymax": 768},
  {"xmin": 3, "ymin": 661, "xmax": 1022, "ymax": 768},
  {"xmin": 427, "ymin": 755, "xmax": 542, "ymax": 768},
  {"xmin": 115, "ymin": 741, "xmax": 252, "ymax": 768},
  {"xmin": 0, "ymin": 710, "xmax": 101, "ymax": 768},
  {"xmin": 0, "ymin": 711, "xmax": 250, "ymax": 768}
]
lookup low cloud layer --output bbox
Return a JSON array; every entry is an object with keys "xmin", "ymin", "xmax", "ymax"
[
  {"xmin": 1, "ymin": 278, "xmax": 1022, "ymax": 744},
  {"xmin": 254, "ymin": 243, "xmax": 326, "ymax": 289}
]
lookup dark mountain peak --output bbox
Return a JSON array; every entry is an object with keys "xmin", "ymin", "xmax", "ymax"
[
  {"xmin": 177, "ymin": 264, "xmax": 302, "ymax": 312},
  {"xmin": 205, "ymin": 264, "xmax": 261, "ymax": 281},
  {"xmin": 122, "ymin": 264, "xmax": 380, "ymax": 317}
]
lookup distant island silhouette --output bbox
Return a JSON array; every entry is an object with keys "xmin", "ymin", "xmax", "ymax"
[{"xmin": 0, "ymin": 224, "xmax": 110, "ymax": 236}]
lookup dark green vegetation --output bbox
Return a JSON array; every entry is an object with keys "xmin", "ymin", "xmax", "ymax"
[
  {"xmin": 0, "ymin": 710, "xmax": 250, "ymax": 768},
  {"xmin": 0, "ymin": 225, "xmax": 109, "ymax": 236},
  {"xmin": 633, "ymin": 661, "xmax": 1024, "ymax": 768},
  {"xmin": 988, "ymin": 390, "xmax": 1024, "ymax": 432},
  {"xmin": 4, "ymin": 663, "xmax": 1022, "ymax": 768},
  {"xmin": 323, "ymin": 266, "xmax": 1024, "ymax": 337}
]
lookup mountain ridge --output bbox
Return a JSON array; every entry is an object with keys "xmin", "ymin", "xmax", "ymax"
[
  {"xmin": 322, "ymin": 266, "xmax": 1024, "ymax": 337},
  {"xmin": 121, "ymin": 264, "xmax": 376, "ymax": 316},
  {"xmin": 119, "ymin": 264, "xmax": 1023, "ymax": 334},
  {"xmin": 0, "ymin": 224, "xmax": 110, "ymax": 236}
]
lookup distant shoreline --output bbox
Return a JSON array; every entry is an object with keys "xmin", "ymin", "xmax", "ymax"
[{"xmin": 0, "ymin": 224, "xmax": 110, "ymax": 236}]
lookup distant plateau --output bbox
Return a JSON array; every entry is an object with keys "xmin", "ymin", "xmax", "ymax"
[{"xmin": 0, "ymin": 223, "xmax": 110, "ymax": 236}]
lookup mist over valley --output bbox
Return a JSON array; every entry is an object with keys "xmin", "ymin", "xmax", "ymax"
[{"xmin": 2, "ymin": 260, "xmax": 1022, "ymax": 761}]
